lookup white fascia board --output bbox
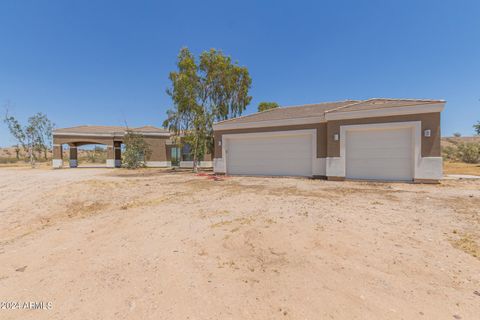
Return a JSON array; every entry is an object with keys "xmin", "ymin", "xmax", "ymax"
[
  {"xmin": 325, "ymin": 103, "xmax": 445, "ymax": 121},
  {"xmin": 221, "ymin": 129, "xmax": 317, "ymax": 140},
  {"xmin": 213, "ymin": 116, "xmax": 326, "ymax": 131}
]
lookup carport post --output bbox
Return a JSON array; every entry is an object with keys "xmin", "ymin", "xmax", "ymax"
[
  {"xmin": 52, "ymin": 144, "xmax": 63, "ymax": 169},
  {"xmin": 114, "ymin": 141, "xmax": 122, "ymax": 167},
  {"xmin": 106, "ymin": 144, "xmax": 116, "ymax": 168},
  {"xmin": 69, "ymin": 145, "xmax": 78, "ymax": 168}
]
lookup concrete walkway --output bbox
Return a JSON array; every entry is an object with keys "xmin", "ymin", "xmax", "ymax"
[{"xmin": 445, "ymin": 174, "xmax": 480, "ymax": 179}]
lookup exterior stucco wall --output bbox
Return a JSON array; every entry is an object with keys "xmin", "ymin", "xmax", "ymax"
[
  {"xmin": 165, "ymin": 145, "xmax": 172, "ymax": 161},
  {"xmin": 106, "ymin": 145, "xmax": 115, "ymax": 159},
  {"xmin": 214, "ymin": 123, "xmax": 327, "ymax": 159},
  {"xmin": 143, "ymin": 136, "xmax": 169, "ymax": 161},
  {"xmin": 53, "ymin": 145, "xmax": 63, "ymax": 159},
  {"xmin": 326, "ymin": 112, "xmax": 441, "ymax": 157},
  {"xmin": 203, "ymin": 152, "xmax": 212, "ymax": 161}
]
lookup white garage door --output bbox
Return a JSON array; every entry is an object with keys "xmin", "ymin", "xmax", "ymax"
[
  {"xmin": 346, "ymin": 127, "xmax": 413, "ymax": 181},
  {"xmin": 226, "ymin": 132, "xmax": 312, "ymax": 177}
]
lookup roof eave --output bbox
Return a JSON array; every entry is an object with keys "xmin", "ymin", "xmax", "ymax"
[
  {"xmin": 324, "ymin": 102, "xmax": 445, "ymax": 121},
  {"xmin": 213, "ymin": 116, "xmax": 327, "ymax": 131}
]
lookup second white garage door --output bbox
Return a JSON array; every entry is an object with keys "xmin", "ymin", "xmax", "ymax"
[
  {"xmin": 345, "ymin": 127, "xmax": 413, "ymax": 181},
  {"xmin": 226, "ymin": 132, "xmax": 312, "ymax": 177}
]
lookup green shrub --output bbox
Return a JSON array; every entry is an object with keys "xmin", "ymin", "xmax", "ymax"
[
  {"xmin": 457, "ymin": 143, "xmax": 480, "ymax": 164},
  {"xmin": 122, "ymin": 131, "xmax": 151, "ymax": 169}
]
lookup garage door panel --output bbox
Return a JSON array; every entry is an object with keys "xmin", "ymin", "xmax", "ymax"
[
  {"xmin": 349, "ymin": 149, "xmax": 412, "ymax": 159},
  {"xmin": 347, "ymin": 158, "xmax": 411, "ymax": 167},
  {"xmin": 346, "ymin": 127, "xmax": 413, "ymax": 181},
  {"xmin": 348, "ymin": 131, "xmax": 412, "ymax": 147},
  {"xmin": 347, "ymin": 160, "xmax": 412, "ymax": 175},
  {"xmin": 226, "ymin": 133, "xmax": 312, "ymax": 177}
]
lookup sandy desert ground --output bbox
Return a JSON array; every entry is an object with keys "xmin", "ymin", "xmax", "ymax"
[{"xmin": 0, "ymin": 167, "xmax": 479, "ymax": 320}]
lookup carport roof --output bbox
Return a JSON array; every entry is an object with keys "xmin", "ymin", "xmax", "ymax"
[
  {"xmin": 53, "ymin": 125, "xmax": 170, "ymax": 136},
  {"xmin": 214, "ymin": 98, "xmax": 445, "ymax": 127}
]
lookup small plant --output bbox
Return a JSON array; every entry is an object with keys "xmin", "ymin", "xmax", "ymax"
[{"xmin": 122, "ymin": 130, "xmax": 151, "ymax": 169}]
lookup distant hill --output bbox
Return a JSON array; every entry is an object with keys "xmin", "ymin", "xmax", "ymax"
[{"xmin": 441, "ymin": 136, "xmax": 480, "ymax": 148}]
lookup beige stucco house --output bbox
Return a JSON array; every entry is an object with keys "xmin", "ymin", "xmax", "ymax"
[{"xmin": 212, "ymin": 98, "xmax": 445, "ymax": 182}]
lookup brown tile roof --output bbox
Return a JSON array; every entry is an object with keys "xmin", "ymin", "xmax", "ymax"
[
  {"xmin": 133, "ymin": 125, "xmax": 170, "ymax": 133},
  {"xmin": 216, "ymin": 100, "xmax": 358, "ymax": 124},
  {"xmin": 215, "ymin": 98, "xmax": 444, "ymax": 125},
  {"xmin": 328, "ymin": 98, "xmax": 444, "ymax": 113},
  {"xmin": 53, "ymin": 125, "xmax": 169, "ymax": 135}
]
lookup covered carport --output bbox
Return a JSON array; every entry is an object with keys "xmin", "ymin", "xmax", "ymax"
[{"xmin": 52, "ymin": 125, "xmax": 171, "ymax": 168}]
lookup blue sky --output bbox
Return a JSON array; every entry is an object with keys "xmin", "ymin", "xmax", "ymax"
[{"xmin": 0, "ymin": 0, "xmax": 479, "ymax": 146}]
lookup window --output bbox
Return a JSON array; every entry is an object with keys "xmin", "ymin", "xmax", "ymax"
[{"xmin": 182, "ymin": 144, "xmax": 193, "ymax": 161}]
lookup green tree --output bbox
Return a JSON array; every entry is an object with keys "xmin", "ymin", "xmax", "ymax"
[
  {"xmin": 453, "ymin": 132, "xmax": 462, "ymax": 138},
  {"xmin": 122, "ymin": 130, "xmax": 151, "ymax": 169},
  {"xmin": 164, "ymin": 47, "xmax": 252, "ymax": 172},
  {"xmin": 474, "ymin": 121, "xmax": 480, "ymax": 135},
  {"xmin": 258, "ymin": 102, "xmax": 279, "ymax": 112},
  {"xmin": 4, "ymin": 110, "xmax": 55, "ymax": 167}
]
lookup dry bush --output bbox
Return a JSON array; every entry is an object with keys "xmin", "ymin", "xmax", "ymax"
[
  {"xmin": 442, "ymin": 142, "xmax": 480, "ymax": 164},
  {"xmin": 458, "ymin": 143, "xmax": 480, "ymax": 163}
]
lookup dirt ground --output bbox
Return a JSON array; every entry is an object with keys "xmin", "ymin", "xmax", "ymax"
[{"xmin": 0, "ymin": 167, "xmax": 479, "ymax": 320}]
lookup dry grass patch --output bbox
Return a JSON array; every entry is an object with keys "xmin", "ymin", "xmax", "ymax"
[
  {"xmin": 119, "ymin": 196, "xmax": 169, "ymax": 210},
  {"xmin": 451, "ymin": 233, "xmax": 480, "ymax": 259},
  {"xmin": 108, "ymin": 168, "xmax": 178, "ymax": 178},
  {"xmin": 445, "ymin": 196, "xmax": 480, "ymax": 225},
  {"xmin": 84, "ymin": 179, "xmax": 125, "ymax": 188},
  {"xmin": 220, "ymin": 179, "xmax": 414, "ymax": 201},
  {"xmin": 210, "ymin": 217, "xmax": 256, "ymax": 229},
  {"xmin": 444, "ymin": 162, "xmax": 480, "ymax": 176},
  {"xmin": 66, "ymin": 200, "xmax": 108, "ymax": 219}
]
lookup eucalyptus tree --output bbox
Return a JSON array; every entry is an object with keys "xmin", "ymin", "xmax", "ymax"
[{"xmin": 164, "ymin": 47, "xmax": 252, "ymax": 171}]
